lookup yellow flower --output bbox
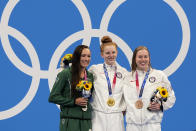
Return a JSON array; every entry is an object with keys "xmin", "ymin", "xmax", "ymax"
[
  {"xmin": 84, "ymin": 81, "xmax": 92, "ymax": 91},
  {"xmin": 157, "ymin": 87, "xmax": 168, "ymax": 98},
  {"xmin": 76, "ymin": 81, "xmax": 84, "ymax": 90},
  {"xmin": 76, "ymin": 80, "xmax": 92, "ymax": 91},
  {"xmin": 61, "ymin": 54, "xmax": 72, "ymax": 62}
]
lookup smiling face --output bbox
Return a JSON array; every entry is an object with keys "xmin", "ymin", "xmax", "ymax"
[
  {"xmin": 135, "ymin": 49, "xmax": 150, "ymax": 71},
  {"xmin": 80, "ymin": 48, "xmax": 91, "ymax": 68},
  {"xmin": 101, "ymin": 45, "xmax": 117, "ymax": 65}
]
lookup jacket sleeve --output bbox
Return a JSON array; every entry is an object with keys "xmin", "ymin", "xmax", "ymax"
[
  {"xmin": 48, "ymin": 70, "xmax": 75, "ymax": 107},
  {"xmin": 161, "ymin": 72, "xmax": 176, "ymax": 111}
]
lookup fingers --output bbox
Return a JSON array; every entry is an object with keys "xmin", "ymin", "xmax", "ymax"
[
  {"xmin": 79, "ymin": 100, "xmax": 88, "ymax": 106},
  {"xmin": 75, "ymin": 97, "xmax": 88, "ymax": 106},
  {"xmin": 148, "ymin": 102, "xmax": 161, "ymax": 111}
]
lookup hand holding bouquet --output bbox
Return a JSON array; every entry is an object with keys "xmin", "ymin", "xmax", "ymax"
[
  {"xmin": 76, "ymin": 80, "xmax": 93, "ymax": 111},
  {"xmin": 151, "ymin": 86, "xmax": 168, "ymax": 103},
  {"xmin": 148, "ymin": 83, "xmax": 169, "ymax": 111}
]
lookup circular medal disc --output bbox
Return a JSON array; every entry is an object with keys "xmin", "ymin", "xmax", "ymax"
[
  {"xmin": 135, "ymin": 100, "xmax": 143, "ymax": 109},
  {"xmin": 107, "ymin": 98, "xmax": 115, "ymax": 106}
]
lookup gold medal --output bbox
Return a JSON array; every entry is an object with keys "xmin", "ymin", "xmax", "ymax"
[
  {"xmin": 107, "ymin": 97, "xmax": 115, "ymax": 106},
  {"xmin": 135, "ymin": 99, "xmax": 143, "ymax": 109}
]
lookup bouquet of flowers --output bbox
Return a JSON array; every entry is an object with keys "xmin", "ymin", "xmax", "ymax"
[
  {"xmin": 76, "ymin": 80, "xmax": 92, "ymax": 92},
  {"xmin": 76, "ymin": 80, "xmax": 93, "ymax": 111},
  {"xmin": 60, "ymin": 54, "xmax": 72, "ymax": 69},
  {"xmin": 150, "ymin": 86, "xmax": 168, "ymax": 103},
  {"xmin": 147, "ymin": 82, "xmax": 169, "ymax": 111}
]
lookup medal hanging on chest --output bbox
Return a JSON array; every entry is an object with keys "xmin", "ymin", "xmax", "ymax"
[
  {"xmin": 103, "ymin": 64, "xmax": 117, "ymax": 107},
  {"xmin": 107, "ymin": 97, "xmax": 115, "ymax": 107},
  {"xmin": 135, "ymin": 69, "xmax": 150, "ymax": 109},
  {"xmin": 135, "ymin": 99, "xmax": 143, "ymax": 109}
]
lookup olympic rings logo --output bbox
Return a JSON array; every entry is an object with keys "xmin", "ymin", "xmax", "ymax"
[{"xmin": 0, "ymin": 0, "xmax": 190, "ymax": 120}]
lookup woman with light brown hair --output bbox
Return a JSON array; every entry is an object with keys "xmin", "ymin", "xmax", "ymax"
[{"xmin": 124, "ymin": 46, "xmax": 176, "ymax": 131}]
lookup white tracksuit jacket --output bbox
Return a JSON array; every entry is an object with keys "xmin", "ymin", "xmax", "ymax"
[
  {"xmin": 124, "ymin": 69, "xmax": 176, "ymax": 131},
  {"xmin": 89, "ymin": 63, "xmax": 128, "ymax": 131}
]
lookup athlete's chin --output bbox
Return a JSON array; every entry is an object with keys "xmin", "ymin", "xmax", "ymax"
[
  {"xmin": 81, "ymin": 64, "xmax": 89, "ymax": 68},
  {"xmin": 107, "ymin": 61, "xmax": 115, "ymax": 65},
  {"xmin": 137, "ymin": 66, "xmax": 148, "ymax": 71}
]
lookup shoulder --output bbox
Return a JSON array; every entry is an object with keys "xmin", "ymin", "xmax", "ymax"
[
  {"xmin": 61, "ymin": 67, "xmax": 71, "ymax": 74},
  {"xmin": 89, "ymin": 64, "xmax": 102, "ymax": 70},
  {"xmin": 149, "ymin": 69, "xmax": 170, "ymax": 83},
  {"xmin": 58, "ymin": 67, "xmax": 71, "ymax": 78},
  {"xmin": 88, "ymin": 64, "xmax": 103, "ymax": 74},
  {"xmin": 117, "ymin": 63, "xmax": 128, "ymax": 72},
  {"xmin": 151, "ymin": 69, "xmax": 167, "ymax": 77},
  {"xmin": 117, "ymin": 64, "xmax": 129, "ymax": 74}
]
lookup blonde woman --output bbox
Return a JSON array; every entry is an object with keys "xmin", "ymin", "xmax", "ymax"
[{"xmin": 124, "ymin": 46, "xmax": 176, "ymax": 131}]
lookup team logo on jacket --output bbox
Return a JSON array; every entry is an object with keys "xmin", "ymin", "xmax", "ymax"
[
  {"xmin": 149, "ymin": 76, "xmax": 156, "ymax": 83},
  {"xmin": 116, "ymin": 72, "xmax": 122, "ymax": 79}
]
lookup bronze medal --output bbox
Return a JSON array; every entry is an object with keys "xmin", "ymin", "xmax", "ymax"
[
  {"xmin": 107, "ymin": 97, "xmax": 115, "ymax": 107},
  {"xmin": 135, "ymin": 99, "xmax": 143, "ymax": 109}
]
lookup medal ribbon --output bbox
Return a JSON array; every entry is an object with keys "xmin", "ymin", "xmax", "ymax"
[
  {"xmin": 84, "ymin": 70, "xmax": 87, "ymax": 80},
  {"xmin": 103, "ymin": 63, "xmax": 117, "ymax": 96},
  {"xmin": 135, "ymin": 69, "xmax": 150, "ymax": 98},
  {"xmin": 136, "ymin": 71, "xmax": 139, "ymax": 93}
]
